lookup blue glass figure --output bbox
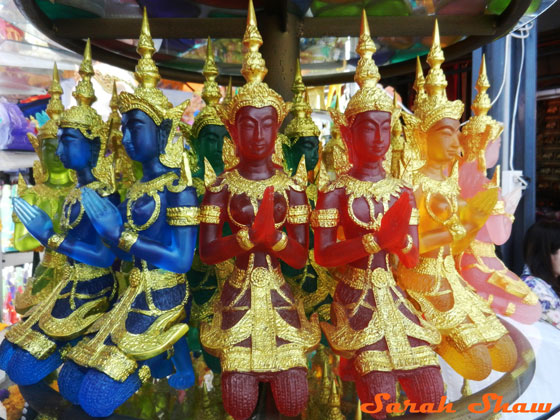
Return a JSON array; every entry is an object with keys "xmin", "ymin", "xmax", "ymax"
[
  {"xmin": 57, "ymin": 10, "xmax": 198, "ymax": 417},
  {"xmin": 0, "ymin": 40, "xmax": 118, "ymax": 387}
]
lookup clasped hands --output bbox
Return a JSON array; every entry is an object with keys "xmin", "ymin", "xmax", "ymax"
[
  {"xmin": 81, "ymin": 187, "xmax": 123, "ymax": 245},
  {"xmin": 239, "ymin": 186, "xmax": 287, "ymax": 252},
  {"xmin": 365, "ymin": 192, "xmax": 413, "ymax": 256}
]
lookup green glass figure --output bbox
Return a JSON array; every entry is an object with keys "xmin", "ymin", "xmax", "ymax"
[
  {"xmin": 13, "ymin": 63, "xmax": 75, "ymax": 315},
  {"xmin": 282, "ymin": 60, "xmax": 334, "ymax": 322},
  {"xmin": 186, "ymin": 38, "xmax": 234, "ymax": 374}
]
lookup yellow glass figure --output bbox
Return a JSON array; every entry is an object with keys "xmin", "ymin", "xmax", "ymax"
[
  {"xmin": 13, "ymin": 63, "xmax": 74, "ymax": 315},
  {"xmin": 396, "ymin": 22, "xmax": 517, "ymax": 381}
]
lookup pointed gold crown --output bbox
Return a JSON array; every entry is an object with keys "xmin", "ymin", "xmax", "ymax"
[
  {"xmin": 412, "ymin": 56, "xmax": 426, "ymax": 112},
  {"xmin": 192, "ymin": 37, "xmax": 224, "ymax": 138},
  {"xmin": 341, "ymin": 10, "xmax": 393, "ymax": 126},
  {"xmin": 118, "ymin": 8, "xmax": 189, "ymax": 168},
  {"xmin": 461, "ymin": 55, "xmax": 503, "ymax": 168},
  {"xmin": 109, "ymin": 81, "xmax": 122, "ymax": 133},
  {"xmin": 218, "ymin": 0, "xmax": 289, "ymax": 124},
  {"xmin": 37, "ymin": 62, "xmax": 64, "ymax": 142},
  {"xmin": 412, "ymin": 20, "xmax": 464, "ymax": 131},
  {"xmin": 223, "ymin": 76, "xmax": 234, "ymax": 107},
  {"xmin": 285, "ymin": 59, "xmax": 320, "ymax": 141},
  {"xmin": 60, "ymin": 39, "xmax": 103, "ymax": 140}
]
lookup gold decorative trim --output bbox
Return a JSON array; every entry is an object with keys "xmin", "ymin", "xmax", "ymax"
[
  {"xmin": 166, "ymin": 206, "xmax": 200, "ymax": 226},
  {"xmin": 200, "ymin": 204, "xmax": 222, "ymax": 224},
  {"xmin": 118, "ymin": 229, "xmax": 138, "ymax": 252},
  {"xmin": 311, "ymin": 208, "xmax": 339, "ymax": 228}
]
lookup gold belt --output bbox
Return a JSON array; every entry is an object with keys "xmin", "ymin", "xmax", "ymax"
[
  {"xmin": 66, "ymin": 263, "xmax": 111, "ymax": 281},
  {"xmin": 340, "ymin": 265, "xmax": 396, "ymax": 289}
]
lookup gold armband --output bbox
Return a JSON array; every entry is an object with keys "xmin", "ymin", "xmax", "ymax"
[
  {"xmin": 362, "ymin": 233, "xmax": 381, "ymax": 254},
  {"xmin": 443, "ymin": 215, "xmax": 467, "ymax": 242},
  {"xmin": 409, "ymin": 208, "xmax": 420, "ymax": 226},
  {"xmin": 236, "ymin": 229, "xmax": 254, "ymax": 251},
  {"xmin": 402, "ymin": 234, "xmax": 413, "ymax": 254},
  {"xmin": 200, "ymin": 205, "xmax": 221, "ymax": 224},
  {"xmin": 272, "ymin": 231, "xmax": 288, "ymax": 252},
  {"xmin": 118, "ymin": 229, "xmax": 139, "ymax": 252},
  {"xmin": 311, "ymin": 208, "xmax": 339, "ymax": 228},
  {"xmin": 287, "ymin": 205, "xmax": 310, "ymax": 224},
  {"xmin": 47, "ymin": 233, "xmax": 65, "ymax": 251},
  {"xmin": 166, "ymin": 206, "xmax": 200, "ymax": 226},
  {"xmin": 491, "ymin": 200, "xmax": 506, "ymax": 216}
]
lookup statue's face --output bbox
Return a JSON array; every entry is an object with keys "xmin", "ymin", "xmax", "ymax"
[
  {"xmin": 290, "ymin": 136, "xmax": 320, "ymax": 172},
  {"xmin": 121, "ymin": 109, "xmax": 159, "ymax": 163},
  {"xmin": 233, "ymin": 106, "xmax": 279, "ymax": 162},
  {"xmin": 57, "ymin": 127, "xmax": 94, "ymax": 170},
  {"xmin": 426, "ymin": 118, "xmax": 462, "ymax": 164},
  {"xmin": 198, "ymin": 124, "xmax": 228, "ymax": 174},
  {"xmin": 42, "ymin": 137, "xmax": 66, "ymax": 174},
  {"xmin": 350, "ymin": 111, "xmax": 391, "ymax": 163}
]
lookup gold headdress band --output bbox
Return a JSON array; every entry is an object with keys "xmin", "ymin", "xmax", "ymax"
[
  {"xmin": 118, "ymin": 8, "xmax": 189, "ymax": 169},
  {"xmin": 412, "ymin": 20, "xmax": 464, "ymax": 132},
  {"xmin": 192, "ymin": 37, "xmax": 224, "ymax": 139},
  {"xmin": 218, "ymin": 0, "xmax": 289, "ymax": 124},
  {"xmin": 285, "ymin": 59, "xmax": 320, "ymax": 141},
  {"xmin": 461, "ymin": 55, "xmax": 503, "ymax": 170},
  {"xmin": 59, "ymin": 39, "xmax": 103, "ymax": 141}
]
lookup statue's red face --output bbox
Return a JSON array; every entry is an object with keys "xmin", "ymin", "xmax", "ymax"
[
  {"xmin": 232, "ymin": 106, "xmax": 279, "ymax": 162},
  {"xmin": 349, "ymin": 111, "xmax": 391, "ymax": 163}
]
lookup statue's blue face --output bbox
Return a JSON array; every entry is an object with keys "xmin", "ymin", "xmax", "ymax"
[
  {"xmin": 121, "ymin": 109, "xmax": 159, "ymax": 163},
  {"xmin": 57, "ymin": 127, "xmax": 93, "ymax": 170}
]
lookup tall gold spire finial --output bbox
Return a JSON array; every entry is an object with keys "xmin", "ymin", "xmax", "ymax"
[
  {"xmin": 192, "ymin": 37, "xmax": 224, "ymax": 138},
  {"xmin": 285, "ymin": 59, "xmax": 320, "ymax": 141},
  {"xmin": 223, "ymin": 76, "xmax": 233, "ymax": 107},
  {"xmin": 409, "ymin": 19, "xmax": 464, "ymax": 132},
  {"xmin": 73, "ymin": 39, "xmax": 96, "ymax": 107},
  {"xmin": 218, "ymin": 0, "xmax": 289, "ymax": 124},
  {"xmin": 46, "ymin": 62, "xmax": 64, "ymax": 122},
  {"xmin": 118, "ymin": 7, "xmax": 189, "ymax": 169},
  {"xmin": 109, "ymin": 81, "xmax": 121, "ymax": 132},
  {"xmin": 331, "ymin": 9, "xmax": 392, "ymax": 129},
  {"xmin": 472, "ymin": 54, "xmax": 491, "ymax": 116},
  {"xmin": 202, "ymin": 37, "xmax": 221, "ymax": 107},
  {"xmin": 461, "ymin": 55, "xmax": 503, "ymax": 169},
  {"xmin": 241, "ymin": 0, "xmax": 267, "ymax": 83},
  {"xmin": 34, "ymin": 62, "xmax": 65, "ymax": 144},
  {"xmin": 412, "ymin": 56, "xmax": 426, "ymax": 112}
]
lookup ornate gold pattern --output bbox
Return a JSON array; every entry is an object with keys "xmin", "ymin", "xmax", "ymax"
[
  {"xmin": 60, "ymin": 181, "xmax": 111, "ymax": 233},
  {"xmin": 272, "ymin": 231, "xmax": 288, "ymax": 252},
  {"xmin": 287, "ymin": 204, "xmax": 310, "ymax": 224},
  {"xmin": 210, "ymin": 169, "xmax": 303, "ymax": 200},
  {"xmin": 200, "ymin": 204, "xmax": 222, "ymax": 224},
  {"xmin": 311, "ymin": 208, "xmax": 339, "ymax": 228},
  {"xmin": 166, "ymin": 206, "xmax": 200, "ymax": 226},
  {"xmin": 402, "ymin": 234, "xmax": 413, "ymax": 254},
  {"xmin": 200, "ymin": 254, "xmax": 320, "ymax": 372},
  {"xmin": 409, "ymin": 207, "xmax": 420, "ymax": 225},
  {"xmin": 47, "ymin": 233, "xmax": 65, "ymax": 251},
  {"xmin": 236, "ymin": 228, "xmax": 254, "ymax": 251},
  {"xmin": 217, "ymin": 0, "xmax": 290, "ymax": 125},
  {"xmin": 7, "ymin": 263, "xmax": 115, "ymax": 359},
  {"xmin": 396, "ymin": 253, "xmax": 508, "ymax": 352},
  {"xmin": 362, "ymin": 233, "xmax": 381, "ymax": 254},
  {"xmin": 321, "ymin": 264, "xmax": 440, "ymax": 371},
  {"xmin": 413, "ymin": 21, "xmax": 464, "ymax": 132},
  {"xmin": 36, "ymin": 63, "xmax": 64, "ymax": 142},
  {"xmin": 117, "ymin": 8, "xmax": 189, "ymax": 169},
  {"xmin": 192, "ymin": 37, "xmax": 224, "ymax": 138},
  {"xmin": 118, "ymin": 229, "xmax": 139, "ymax": 252},
  {"xmin": 285, "ymin": 60, "xmax": 320, "ymax": 140},
  {"xmin": 68, "ymin": 265, "xmax": 189, "ymax": 381}
]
